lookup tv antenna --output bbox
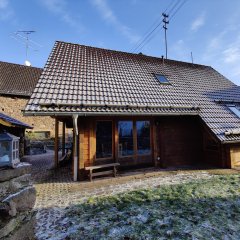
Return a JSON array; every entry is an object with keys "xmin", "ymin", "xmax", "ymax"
[{"xmin": 10, "ymin": 30, "xmax": 42, "ymax": 66}]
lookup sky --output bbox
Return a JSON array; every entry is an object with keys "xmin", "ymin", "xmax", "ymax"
[{"xmin": 1, "ymin": 0, "xmax": 240, "ymax": 85}]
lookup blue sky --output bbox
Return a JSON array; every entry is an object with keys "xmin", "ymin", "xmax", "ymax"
[{"xmin": 1, "ymin": 0, "xmax": 240, "ymax": 85}]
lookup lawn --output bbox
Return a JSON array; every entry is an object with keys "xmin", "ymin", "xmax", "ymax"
[{"xmin": 65, "ymin": 174, "xmax": 240, "ymax": 239}]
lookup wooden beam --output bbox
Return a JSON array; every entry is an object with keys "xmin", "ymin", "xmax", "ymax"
[
  {"xmin": 79, "ymin": 124, "xmax": 85, "ymax": 169},
  {"xmin": 114, "ymin": 119, "xmax": 118, "ymax": 162},
  {"xmin": 72, "ymin": 115, "xmax": 79, "ymax": 181},
  {"xmin": 54, "ymin": 118, "xmax": 59, "ymax": 168},
  {"xmin": 62, "ymin": 122, "xmax": 66, "ymax": 157},
  {"xmin": 152, "ymin": 119, "xmax": 158, "ymax": 167},
  {"xmin": 89, "ymin": 119, "xmax": 96, "ymax": 165},
  {"xmin": 133, "ymin": 121, "xmax": 137, "ymax": 165}
]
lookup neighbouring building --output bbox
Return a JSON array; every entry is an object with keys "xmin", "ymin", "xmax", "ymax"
[
  {"xmin": 24, "ymin": 41, "xmax": 240, "ymax": 181},
  {"xmin": 0, "ymin": 61, "xmax": 55, "ymax": 138},
  {"xmin": 0, "ymin": 112, "xmax": 32, "ymax": 158}
]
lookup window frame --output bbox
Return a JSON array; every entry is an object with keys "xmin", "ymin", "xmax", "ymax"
[
  {"xmin": 12, "ymin": 140, "xmax": 19, "ymax": 161},
  {"xmin": 227, "ymin": 105, "xmax": 240, "ymax": 118},
  {"xmin": 117, "ymin": 119, "xmax": 152, "ymax": 159},
  {"xmin": 95, "ymin": 120, "xmax": 114, "ymax": 161},
  {"xmin": 136, "ymin": 120, "xmax": 151, "ymax": 156},
  {"xmin": 118, "ymin": 120, "xmax": 134, "ymax": 158},
  {"xmin": 154, "ymin": 74, "xmax": 171, "ymax": 84}
]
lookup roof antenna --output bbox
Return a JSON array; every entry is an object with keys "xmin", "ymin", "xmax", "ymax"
[
  {"xmin": 11, "ymin": 30, "xmax": 40, "ymax": 66},
  {"xmin": 162, "ymin": 13, "xmax": 169, "ymax": 59},
  {"xmin": 17, "ymin": 31, "xmax": 35, "ymax": 66},
  {"xmin": 191, "ymin": 52, "xmax": 194, "ymax": 65}
]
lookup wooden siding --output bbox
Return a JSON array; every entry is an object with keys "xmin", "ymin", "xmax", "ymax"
[
  {"xmin": 78, "ymin": 119, "xmax": 90, "ymax": 168},
  {"xmin": 157, "ymin": 116, "xmax": 203, "ymax": 168},
  {"xmin": 77, "ymin": 115, "xmax": 230, "ymax": 177},
  {"xmin": 78, "ymin": 117, "xmax": 154, "ymax": 170},
  {"xmin": 224, "ymin": 144, "xmax": 240, "ymax": 168},
  {"xmin": 201, "ymin": 122, "xmax": 224, "ymax": 167},
  {"xmin": 230, "ymin": 146, "xmax": 240, "ymax": 167}
]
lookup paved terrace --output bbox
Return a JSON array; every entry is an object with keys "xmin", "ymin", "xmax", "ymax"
[{"xmin": 23, "ymin": 153, "xmax": 240, "ymax": 240}]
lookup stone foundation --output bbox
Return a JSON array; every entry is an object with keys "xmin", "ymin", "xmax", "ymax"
[{"xmin": 0, "ymin": 163, "xmax": 36, "ymax": 240}]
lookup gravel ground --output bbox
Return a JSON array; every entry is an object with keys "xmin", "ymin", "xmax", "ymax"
[{"xmin": 22, "ymin": 153, "xmax": 240, "ymax": 239}]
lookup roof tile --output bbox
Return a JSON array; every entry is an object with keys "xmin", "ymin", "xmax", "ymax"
[
  {"xmin": 25, "ymin": 41, "xmax": 240, "ymax": 142},
  {"xmin": 0, "ymin": 61, "xmax": 42, "ymax": 96}
]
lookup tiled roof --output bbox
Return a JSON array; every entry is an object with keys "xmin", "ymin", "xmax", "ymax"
[
  {"xmin": 25, "ymin": 41, "xmax": 240, "ymax": 143},
  {"xmin": 0, "ymin": 112, "xmax": 32, "ymax": 129},
  {"xmin": 0, "ymin": 61, "xmax": 42, "ymax": 96}
]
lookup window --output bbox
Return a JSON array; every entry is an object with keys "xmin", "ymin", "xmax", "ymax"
[
  {"xmin": 118, "ymin": 120, "xmax": 151, "ymax": 158},
  {"xmin": 137, "ymin": 121, "xmax": 151, "ymax": 155},
  {"xmin": 118, "ymin": 121, "xmax": 134, "ymax": 156},
  {"xmin": 154, "ymin": 74, "xmax": 170, "ymax": 84},
  {"xmin": 96, "ymin": 121, "xmax": 112, "ymax": 159},
  {"xmin": 0, "ymin": 141, "xmax": 10, "ymax": 163},
  {"xmin": 227, "ymin": 105, "xmax": 240, "ymax": 118},
  {"xmin": 12, "ymin": 140, "xmax": 19, "ymax": 161}
]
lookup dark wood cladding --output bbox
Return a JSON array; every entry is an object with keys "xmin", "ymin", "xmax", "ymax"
[
  {"xmin": 201, "ymin": 123, "xmax": 223, "ymax": 167},
  {"xmin": 78, "ymin": 116, "xmax": 154, "ymax": 169},
  {"xmin": 76, "ymin": 115, "xmax": 229, "ymax": 176},
  {"xmin": 157, "ymin": 116, "xmax": 203, "ymax": 168}
]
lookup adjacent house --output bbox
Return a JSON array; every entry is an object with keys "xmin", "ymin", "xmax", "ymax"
[
  {"xmin": 0, "ymin": 61, "xmax": 55, "ymax": 138},
  {"xmin": 24, "ymin": 41, "xmax": 240, "ymax": 181}
]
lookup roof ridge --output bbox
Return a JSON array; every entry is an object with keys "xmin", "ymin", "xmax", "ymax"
[{"xmin": 55, "ymin": 40, "xmax": 210, "ymax": 69}]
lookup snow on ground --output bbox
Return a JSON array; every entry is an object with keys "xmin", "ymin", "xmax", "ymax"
[
  {"xmin": 66, "ymin": 175, "xmax": 240, "ymax": 239},
  {"xmin": 23, "ymin": 152, "xmax": 240, "ymax": 239}
]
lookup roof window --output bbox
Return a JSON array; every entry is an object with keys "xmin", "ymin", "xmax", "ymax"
[
  {"xmin": 227, "ymin": 105, "xmax": 240, "ymax": 118},
  {"xmin": 154, "ymin": 74, "xmax": 170, "ymax": 84}
]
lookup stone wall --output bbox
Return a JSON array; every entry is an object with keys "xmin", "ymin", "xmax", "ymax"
[
  {"xmin": 0, "ymin": 163, "xmax": 36, "ymax": 240},
  {"xmin": 0, "ymin": 95, "xmax": 55, "ymax": 136}
]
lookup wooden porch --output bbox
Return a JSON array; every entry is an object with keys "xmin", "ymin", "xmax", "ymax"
[{"xmin": 53, "ymin": 115, "xmax": 232, "ymax": 181}]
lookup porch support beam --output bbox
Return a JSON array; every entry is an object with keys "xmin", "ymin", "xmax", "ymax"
[
  {"xmin": 62, "ymin": 122, "xmax": 66, "ymax": 157},
  {"xmin": 54, "ymin": 118, "xmax": 59, "ymax": 168},
  {"xmin": 72, "ymin": 114, "xmax": 79, "ymax": 181}
]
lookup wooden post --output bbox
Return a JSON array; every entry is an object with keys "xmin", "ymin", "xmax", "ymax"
[
  {"xmin": 62, "ymin": 122, "xmax": 66, "ymax": 157},
  {"xmin": 72, "ymin": 115, "xmax": 79, "ymax": 181},
  {"xmin": 114, "ymin": 120, "xmax": 118, "ymax": 162},
  {"xmin": 54, "ymin": 118, "xmax": 59, "ymax": 168},
  {"xmin": 89, "ymin": 119, "xmax": 96, "ymax": 165},
  {"xmin": 133, "ymin": 121, "xmax": 137, "ymax": 165},
  {"xmin": 79, "ymin": 126, "xmax": 85, "ymax": 169},
  {"xmin": 152, "ymin": 120, "xmax": 158, "ymax": 167}
]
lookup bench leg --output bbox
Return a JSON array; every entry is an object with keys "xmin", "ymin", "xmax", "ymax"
[
  {"xmin": 90, "ymin": 169, "xmax": 92, "ymax": 182},
  {"xmin": 113, "ymin": 166, "xmax": 117, "ymax": 177}
]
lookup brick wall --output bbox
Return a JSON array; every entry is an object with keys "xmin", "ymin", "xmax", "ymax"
[{"xmin": 0, "ymin": 95, "xmax": 55, "ymax": 136}]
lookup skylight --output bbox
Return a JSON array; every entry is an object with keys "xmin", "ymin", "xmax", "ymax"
[
  {"xmin": 154, "ymin": 74, "xmax": 170, "ymax": 84},
  {"xmin": 227, "ymin": 105, "xmax": 240, "ymax": 118}
]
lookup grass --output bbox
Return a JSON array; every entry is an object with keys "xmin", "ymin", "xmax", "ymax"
[{"xmin": 65, "ymin": 174, "xmax": 240, "ymax": 239}]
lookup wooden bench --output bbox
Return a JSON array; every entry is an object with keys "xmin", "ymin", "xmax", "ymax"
[{"xmin": 85, "ymin": 163, "xmax": 120, "ymax": 181}]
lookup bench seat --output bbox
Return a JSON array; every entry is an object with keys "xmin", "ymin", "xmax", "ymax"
[{"xmin": 85, "ymin": 163, "xmax": 120, "ymax": 181}]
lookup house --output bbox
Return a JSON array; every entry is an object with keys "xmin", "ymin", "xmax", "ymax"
[
  {"xmin": 24, "ymin": 41, "xmax": 240, "ymax": 181},
  {"xmin": 0, "ymin": 112, "xmax": 32, "ymax": 158},
  {"xmin": 0, "ymin": 61, "xmax": 55, "ymax": 138}
]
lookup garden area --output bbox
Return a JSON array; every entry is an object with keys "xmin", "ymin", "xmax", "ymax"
[{"xmin": 64, "ymin": 174, "xmax": 240, "ymax": 239}]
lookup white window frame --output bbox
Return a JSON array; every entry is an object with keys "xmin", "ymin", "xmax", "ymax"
[{"xmin": 227, "ymin": 105, "xmax": 240, "ymax": 118}]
